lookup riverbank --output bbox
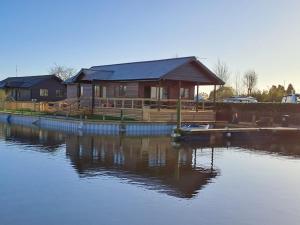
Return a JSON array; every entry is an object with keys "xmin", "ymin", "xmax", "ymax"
[{"xmin": 0, "ymin": 112, "xmax": 175, "ymax": 136}]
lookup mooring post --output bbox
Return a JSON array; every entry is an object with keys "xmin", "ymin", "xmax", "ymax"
[
  {"xmin": 196, "ymin": 84, "xmax": 199, "ymax": 112},
  {"xmin": 211, "ymin": 147, "xmax": 214, "ymax": 170},
  {"xmin": 120, "ymin": 109, "xmax": 124, "ymax": 121},
  {"xmin": 193, "ymin": 149, "xmax": 197, "ymax": 168},
  {"xmin": 176, "ymin": 99, "xmax": 182, "ymax": 130},
  {"xmin": 177, "ymin": 81, "xmax": 182, "ymax": 130},
  {"xmin": 213, "ymin": 85, "xmax": 217, "ymax": 106},
  {"xmin": 157, "ymin": 80, "xmax": 161, "ymax": 111},
  {"xmin": 91, "ymin": 83, "xmax": 95, "ymax": 114}
]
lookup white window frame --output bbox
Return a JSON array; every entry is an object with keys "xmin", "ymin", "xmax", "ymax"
[{"xmin": 40, "ymin": 89, "xmax": 48, "ymax": 97}]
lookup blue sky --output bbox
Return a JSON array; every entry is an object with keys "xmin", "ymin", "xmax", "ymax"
[{"xmin": 0, "ymin": 0, "xmax": 299, "ymax": 92}]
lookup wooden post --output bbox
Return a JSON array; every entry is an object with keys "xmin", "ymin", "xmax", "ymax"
[
  {"xmin": 193, "ymin": 149, "xmax": 197, "ymax": 168},
  {"xmin": 120, "ymin": 109, "xmax": 124, "ymax": 121},
  {"xmin": 157, "ymin": 80, "xmax": 161, "ymax": 111},
  {"xmin": 211, "ymin": 147, "xmax": 214, "ymax": 171},
  {"xmin": 177, "ymin": 81, "xmax": 182, "ymax": 130},
  {"xmin": 196, "ymin": 84, "xmax": 199, "ymax": 112},
  {"xmin": 91, "ymin": 83, "xmax": 95, "ymax": 114},
  {"xmin": 77, "ymin": 84, "xmax": 80, "ymax": 110}
]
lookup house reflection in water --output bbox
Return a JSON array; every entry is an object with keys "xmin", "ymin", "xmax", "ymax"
[
  {"xmin": 0, "ymin": 123, "xmax": 65, "ymax": 152},
  {"xmin": 1, "ymin": 122, "xmax": 300, "ymax": 199},
  {"xmin": 65, "ymin": 135, "xmax": 218, "ymax": 199}
]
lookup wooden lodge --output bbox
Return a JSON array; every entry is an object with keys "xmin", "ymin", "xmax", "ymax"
[
  {"xmin": 64, "ymin": 57, "xmax": 224, "ymax": 122},
  {"xmin": 0, "ymin": 75, "xmax": 66, "ymax": 102}
]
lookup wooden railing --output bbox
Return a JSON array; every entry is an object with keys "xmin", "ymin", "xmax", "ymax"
[
  {"xmin": 0, "ymin": 98, "xmax": 213, "ymax": 112},
  {"xmin": 76, "ymin": 97, "xmax": 210, "ymax": 111},
  {"xmin": 0, "ymin": 98, "xmax": 216, "ymax": 122}
]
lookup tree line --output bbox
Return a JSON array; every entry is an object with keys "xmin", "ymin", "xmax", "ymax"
[{"xmin": 209, "ymin": 60, "xmax": 296, "ymax": 102}]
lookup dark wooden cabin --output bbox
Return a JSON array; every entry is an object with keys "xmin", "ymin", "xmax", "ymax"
[
  {"xmin": 0, "ymin": 75, "xmax": 66, "ymax": 102},
  {"xmin": 65, "ymin": 56, "xmax": 224, "ymax": 104}
]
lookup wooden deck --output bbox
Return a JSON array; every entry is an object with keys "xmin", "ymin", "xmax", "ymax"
[
  {"xmin": 176, "ymin": 127, "xmax": 300, "ymax": 142},
  {"xmin": 180, "ymin": 127, "xmax": 300, "ymax": 134},
  {"xmin": 0, "ymin": 97, "xmax": 216, "ymax": 123}
]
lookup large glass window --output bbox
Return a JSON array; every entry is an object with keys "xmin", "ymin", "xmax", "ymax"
[
  {"xmin": 119, "ymin": 85, "xmax": 127, "ymax": 97},
  {"xmin": 162, "ymin": 88, "xmax": 168, "ymax": 99},
  {"xmin": 150, "ymin": 87, "xmax": 168, "ymax": 99},
  {"xmin": 94, "ymin": 85, "xmax": 101, "ymax": 97},
  {"xmin": 94, "ymin": 85, "xmax": 107, "ymax": 98},
  {"xmin": 150, "ymin": 87, "xmax": 158, "ymax": 99},
  {"xmin": 56, "ymin": 89, "xmax": 64, "ymax": 97},
  {"xmin": 40, "ymin": 89, "xmax": 48, "ymax": 97},
  {"xmin": 180, "ymin": 88, "xmax": 190, "ymax": 99}
]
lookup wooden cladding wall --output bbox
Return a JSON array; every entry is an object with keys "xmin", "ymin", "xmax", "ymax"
[
  {"xmin": 74, "ymin": 82, "xmax": 140, "ymax": 98},
  {"xmin": 163, "ymin": 61, "xmax": 212, "ymax": 83},
  {"xmin": 67, "ymin": 84, "xmax": 78, "ymax": 99},
  {"xmin": 138, "ymin": 80, "xmax": 195, "ymax": 100},
  {"xmin": 147, "ymin": 110, "xmax": 216, "ymax": 122},
  {"xmin": 103, "ymin": 82, "xmax": 139, "ymax": 98},
  {"xmin": 67, "ymin": 80, "xmax": 196, "ymax": 100},
  {"xmin": 31, "ymin": 78, "xmax": 66, "ymax": 102}
]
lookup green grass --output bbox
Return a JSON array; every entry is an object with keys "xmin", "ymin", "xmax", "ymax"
[
  {"xmin": 0, "ymin": 109, "xmax": 49, "ymax": 116},
  {"xmin": 0, "ymin": 109, "xmax": 136, "ymax": 121}
]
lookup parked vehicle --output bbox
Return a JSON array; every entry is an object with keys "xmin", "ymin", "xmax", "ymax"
[
  {"xmin": 281, "ymin": 94, "xmax": 300, "ymax": 103},
  {"xmin": 223, "ymin": 96, "xmax": 258, "ymax": 103}
]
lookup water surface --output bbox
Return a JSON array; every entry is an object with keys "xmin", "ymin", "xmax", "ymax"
[{"xmin": 0, "ymin": 124, "xmax": 300, "ymax": 225}]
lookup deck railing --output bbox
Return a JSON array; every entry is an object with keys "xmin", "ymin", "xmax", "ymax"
[
  {"xmin": 76, "ymin": 97, "xmax": 210, "ymax": 111},
  {"xmin": 0, "ymin": 98, "xmax": 216, "ymax": 122}
]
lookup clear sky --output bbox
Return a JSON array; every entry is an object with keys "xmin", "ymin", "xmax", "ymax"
[{"xmin": 0, "ymin": 0, "xmax": 299, "ymax": 92}]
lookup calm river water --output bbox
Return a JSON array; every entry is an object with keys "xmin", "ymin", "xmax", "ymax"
[{"xmin": 0, "ymin": 123, "xmax": 300, "ymax": 225}]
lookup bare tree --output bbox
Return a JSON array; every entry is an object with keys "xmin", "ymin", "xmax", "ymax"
[
  {"xmin": 243, "ymin": 70, "xmax": 258, "ymax": 95},
  {"xmin": 234, "ymin": 72, "xmax": 242, "ymax": 96},
  {"xmin": 214, "ymin": 59, "xmax": 230, "ymax": 85},
  {"xmin": 49, "ymin": 64, "xmax": 76, "ymax": 81}
]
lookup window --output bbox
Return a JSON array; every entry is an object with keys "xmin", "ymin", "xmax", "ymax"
[
  {"xmin": 56, "ymin": 89, "xmax": 64, "ymax": 97},
  {"xmin": 162, "ymin": 88, "xmax": 168, "ymax": 99},
  {"xmin": 180, "ymin": 88, "xmax": 190, "ymax": 99},
  {"xmin": 94, "ymin": 85, "xmax": 101, "ymax": 97},
  {"xmin": 150, "ymin": 87, "xmax": 157, "ymax": 99},
  {"xmin": 119, "ymin": 85, "xmax": 127, "ymax": 97},
  {"xmin": 40, "ymin": 89, "xmax": 48, "ymax": 97},
  {"xmin": 80, "ymin": 86, "xmax": 84, "ymax": 97},
  {"xmin": 150, "ymin": 87, "xmax": 168, "ymax": 99},
  {"xmin": 94, "ymin": 85, "xmax": 107, "ymax": 98},
  {"xmin": 77, "ymin": 85, "xmax": 84, "ymax": 97}
]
